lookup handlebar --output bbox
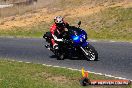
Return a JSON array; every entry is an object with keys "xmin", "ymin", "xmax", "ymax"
[{"xmin": 63, "ymin": 39, "xmax": 73, "ymax": 44}]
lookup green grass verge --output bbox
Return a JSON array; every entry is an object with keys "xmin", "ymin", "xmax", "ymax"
[
  {"xmin": 0, "ymin": 59, "xmax": 131, "ymax": 88},
  {"xmin": 80, "ymin": 7, "xmax": 132, "ymax": 41},
  {"xmin": 0, "ymin": 22, "xmax": 50, "ymax": 38}
]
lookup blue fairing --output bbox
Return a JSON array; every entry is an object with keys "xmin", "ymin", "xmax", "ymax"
[
  {"xmin": 82, "ymin": 42, "xmax": 89, "ymax": 47},
  {"xmin": 70, "ymin": 29, "xmax": 88, "ymax": 47}
]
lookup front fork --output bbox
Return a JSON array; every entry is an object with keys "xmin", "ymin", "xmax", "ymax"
[
  {"xmin": 80, "ymin": 42, "xmax": 89, "ymax": 56},
  {"xmin": 80, "ymin": 46, "xmax": 89, "ymax": 56}
]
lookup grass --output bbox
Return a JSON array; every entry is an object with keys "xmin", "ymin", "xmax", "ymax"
[
  {"xmin": 81, "ymin": 7, "xmax": 132, "ymax": 41},
  {"xmin": 1, "ymin": 7, "xmax": 132, "ymax": 42},
  {"xmin": 0, "ymin": 59, "xmax": 131, "ymax": 88},
  {"xmin": 0, "ymin": 21, "xmax": 50, "ymax": 38},
  {"xmin": 0, "ymin": 1, "xmax": 132, "ymax": 42}
]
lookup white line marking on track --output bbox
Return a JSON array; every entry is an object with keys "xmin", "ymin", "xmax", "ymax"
[
  {"xmin": 67, "ymin": 68, "xmax": 79, "ymax": 71},
  {"xmin": 42, "ymin": 64, "xmax": 46, "ymax": 66},
  {"xmin": 18, "ymin": 61, "xmax": 23, "ymax": 63},
  {"xmin": 53, "ymin": 66, "xmax": 60, "ymax": 68},
  {"xmin": 45, "ymin": 65, "xmax": 52, "ymax": 67},
  {"xmin": 110, "ymin": 41, "xmax": 116, "ymax": 42},
  {"xmin": 25, "ymin": 62, "xmax": 31, "ymax": 63},
  {"xmin": 11, "ymin": 60, "xmax": 15, "ymax": 62},
  {"xmin": 89, "ymin": 40, "xmax": 97, "ymax": 42},
  {"xmin": 60, "ymin": 67, "xmax": 67, "ymax": 69},
  {"xmin": 89, "ymin": 39, "xmax": 132, "ymax": 44}
]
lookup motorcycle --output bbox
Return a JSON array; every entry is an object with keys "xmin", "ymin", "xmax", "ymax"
[{"xmin": 43, "ymin": 21, "xmax": 98, "ymax": 61}]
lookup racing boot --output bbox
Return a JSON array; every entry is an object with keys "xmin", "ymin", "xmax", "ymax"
[
  {"xmin": 45, "ymin": 45, "xmax": 51, "ymax": 50},
  {"xmin": 53, "ymin": 43, "xmax": 59, "ymax": 50}
]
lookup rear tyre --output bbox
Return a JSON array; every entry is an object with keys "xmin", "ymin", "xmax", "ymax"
[
  {"xmin": 83, "ymin": 44, "xmax": 98, "ymax": 61},
  {"xmin": 57, "ymin": 54, "xmax": 64, "ymax": 60},
  {"xmin": 55, "ymin": 50, "xmax": 65, "ymax": 60}
]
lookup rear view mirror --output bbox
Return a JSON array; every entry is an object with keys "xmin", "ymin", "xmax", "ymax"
[
  {"xmin": 78, "ymin": 21, "xmax": 81, "ymax": 28},
  {"xmin": 78, "ymin": 21, "xmax": 81, "ymax": 25}
]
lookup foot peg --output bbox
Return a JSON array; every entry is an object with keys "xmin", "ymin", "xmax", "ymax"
[{"xmin": 45, "ymin": 45, "xmax": 51, "ymax": 50}]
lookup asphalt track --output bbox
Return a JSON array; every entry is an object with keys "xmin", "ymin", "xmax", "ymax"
[{"xmin": 0, "ymin": 38, "xmax": 132, "ymax": 80}]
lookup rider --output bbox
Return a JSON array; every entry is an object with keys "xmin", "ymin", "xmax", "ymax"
[{"xmin": 50, "ymin": 16, "xmax": 69, "ymax": 49}]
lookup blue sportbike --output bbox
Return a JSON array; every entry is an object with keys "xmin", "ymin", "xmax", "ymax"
[{"xmin": 43, "ymin": 21, "xmax": 98, "ymax": 61}]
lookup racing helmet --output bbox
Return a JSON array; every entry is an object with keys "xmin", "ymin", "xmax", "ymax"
[{"xmin": 54, "ymin": 16, "xmax": 64, "ymax": 27}]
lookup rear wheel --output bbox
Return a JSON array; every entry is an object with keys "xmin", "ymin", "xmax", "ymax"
[
  {"xmin": 54, "ymin": 50, "xmax": 65, "ymax": 60},
  {"xmin": 83, "ymin": 44, "xmax": 98, "ymax": 61},
  {"xmin": 57, "ymin": 54, "xmax": 64, "ymax": 60}
]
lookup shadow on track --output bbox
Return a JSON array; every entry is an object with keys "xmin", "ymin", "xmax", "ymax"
[{"xmin": 49, "ymin": 55, "xmax": 99, "ymax": 61}]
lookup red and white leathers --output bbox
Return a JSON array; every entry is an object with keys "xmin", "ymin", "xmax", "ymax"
[{"xmin": 50, "ymin": 22, "xmax": 69, "ymax": 48}]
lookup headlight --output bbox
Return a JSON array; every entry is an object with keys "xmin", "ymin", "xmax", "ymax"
[{"xmin": 72, "ymin": 36, "xmax": 79, "ymax": 41}]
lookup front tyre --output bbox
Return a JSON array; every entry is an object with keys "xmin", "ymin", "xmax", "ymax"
[{"xmin": 83, "ymin": 44, "xmax": 98, "ymax": 61}]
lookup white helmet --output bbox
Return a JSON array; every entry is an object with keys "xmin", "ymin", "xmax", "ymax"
[{"xmin": 54, "ymin": 16, "xmax": 64, "ymax": 24}]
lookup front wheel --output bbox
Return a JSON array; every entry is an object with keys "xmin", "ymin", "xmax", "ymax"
[{"xmin": 82, "ymin": 44, "xmax": 98, "ymax": 61}]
